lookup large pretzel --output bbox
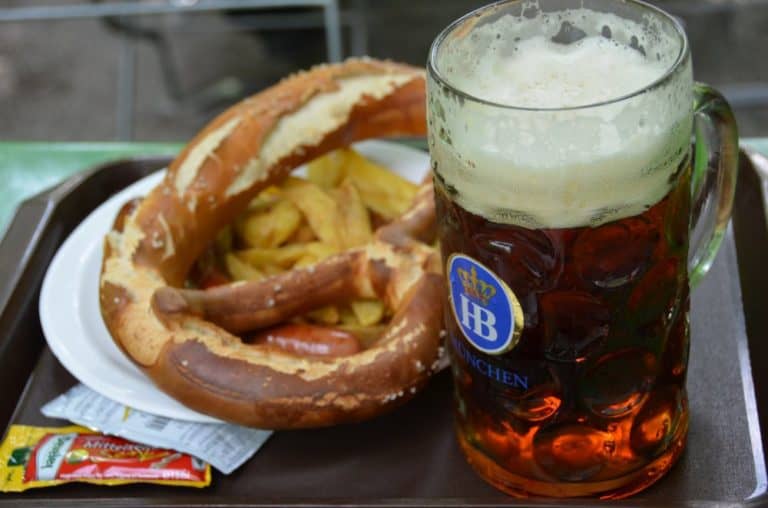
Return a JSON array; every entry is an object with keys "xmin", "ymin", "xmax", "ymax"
[{"xmin": 98, "ymin": 59, "xmax": 446, "ymax": 429}]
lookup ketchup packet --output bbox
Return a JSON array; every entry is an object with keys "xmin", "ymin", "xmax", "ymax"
[{"xmin": 0, "ymin": 425, "xmax": 211, "ymax": 492}]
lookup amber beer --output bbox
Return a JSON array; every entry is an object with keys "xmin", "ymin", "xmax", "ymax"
[
  {"xmin": 435, "ymin": 173, "xmax": 691, "ymax": 498},
  {"xmin": 426, "ymin": 0, "xmax": 740, "ymax": 499}
]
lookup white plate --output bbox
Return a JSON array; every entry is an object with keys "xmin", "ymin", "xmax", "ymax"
[{"xmin": 39, "ymin": 140, "xmax": 430, "ymax": 423}]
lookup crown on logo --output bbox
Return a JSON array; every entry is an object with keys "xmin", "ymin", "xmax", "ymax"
[{"xmin": 458, "ymin": 266, "xmax": 496, "ymax": 306}]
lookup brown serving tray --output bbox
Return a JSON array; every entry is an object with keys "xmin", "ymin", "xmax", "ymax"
[{"xmin": 0, "ymin": 151, "xmax": 767, "ymax": 507}]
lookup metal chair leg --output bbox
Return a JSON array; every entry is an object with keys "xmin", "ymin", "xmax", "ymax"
[
  {"xmin": 323, "ymin": 0, "xmax": 342, "ymax": 62},
  {"xmin": 116, "ymin": 32, "xmax": 136, "ymax": 140}
]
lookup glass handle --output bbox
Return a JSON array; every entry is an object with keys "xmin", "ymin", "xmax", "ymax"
[{"xmin": 688, "ymin": 83, "xmax": 739, "ymax": 287}]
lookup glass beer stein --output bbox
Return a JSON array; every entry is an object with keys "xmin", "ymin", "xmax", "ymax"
[{"xmin": 427, "ymin": 0, "xmax": 738, "ymax": 499}]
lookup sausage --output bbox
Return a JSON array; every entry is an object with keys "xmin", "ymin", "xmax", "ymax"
[{"xmin": 251, "ymin": 324, "xmax": 361, "ymax": 357}]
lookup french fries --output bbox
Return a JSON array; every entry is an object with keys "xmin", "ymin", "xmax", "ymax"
[
  {"xmin": 336, "ymin": 324, "xmax": 387, "ymax": 349},
  {"xmin": 237, "ymin": 199, "xmax": 301, "ymax": 248},
  {"xmin": 307, "ymin": 149, "xmax": 346, "ymax": 189},
  {"xmin": 333, "ymin": 180, "xmax": 372, "ymax": 249},
  {"xmin": 309, "ymin": 148, "xmax": 418, "ymax": 219},
  {"xmin": 238, "ymin": 243, "xmax": 320, "ymax": 269},
  {"xmin": 199, "ymin": 147, "xmax": 417, "ymax": 346},
  {"xmin": 306, "ymin": 306, "xmax": 340, "ymax": 325},
  {"xmin": 282, "ymin": 177, "xmax": 343, "ymax": 249},
  {"xmin": 341, "ymin": 149, "xmax": 417, "ymax": 219},
  {"xmin": 225, "ymin": 253, "xmax": 264, "ymax": 281},
  {"xmin": 350, "ymin": 299, "xmax": 385, "ymax": 326}
]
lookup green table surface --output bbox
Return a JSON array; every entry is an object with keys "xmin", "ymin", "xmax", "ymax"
[
  {"xmin": 1, "ymin": 138, "xmax": 767, "ymax": 238},
  {"xmin": 0, "ymin": 142, "xmax": 182, "ymax": 238}
]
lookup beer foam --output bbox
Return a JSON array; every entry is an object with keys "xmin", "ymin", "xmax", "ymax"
[
  {"xmin": 429, "ymin": 4, "xmax": 692, "ymax": 228},
  {"xmin": 449, "ymin": 35, "xmax": 667, "ymax": 109}
]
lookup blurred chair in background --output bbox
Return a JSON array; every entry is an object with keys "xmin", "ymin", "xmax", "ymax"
[{"xmin": 0, "ymin": 0, "xmax": 369, "ymax": 140}]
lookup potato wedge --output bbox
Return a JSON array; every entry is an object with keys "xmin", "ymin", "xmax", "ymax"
[
  {"xmin": 237, "ymin": 243, "xmax": 323, "ymax": 269},
  {"xmin": 225, "ymin": 253, "xmax": 264, "ymax": 281},
  {"xmin": 238, "ymin": 199, "xmax": 302, "ymax": 248},
  {"xmin": 350, "ymin": 299, "xmax": 385, "ymax": 326},
  {"xmin": 282, "ymin": 178, "xmax": 343, "ymax": 249},
  {"xmin": 307, "ymin": 150, "xmax": 347, "ymax": 189},
  {"xmin": 293, "ymin": 255, "xmax": 318, "ymax": 269},
  {"xmin": 334, "ymin": 179, "xmax": 372, "ymax": 249},
  {"xmin": 336, "ymin": 324, "xmax": 387, "ymax": 349},
  {"xmin": 306, "ymin": 306, "xmax": 340, "ymax": 325},
  {"xmin": 260, "ymin": 264, "xmax": 284, "ymax": 276},
  {"xmin": 343, "ymin": 149, "xmax": 417, "ymax": 219},
  {"xmin": 246, "ymin": 186, "xmax": 282, "ymax": 212},
  {"xmin": 305, "ymin": 242, "xmax": 339, "ymax": 261},
  {"xmin": 338, "ymin": 305, "xmax": 359, "ymax": 325},
  {"xmin": 286, "ymin": 223, "xmax": 316, "ymax": 244},
  {"xmin": 291, "ymin": 242, "xmax": 339, "ymax": 269}
]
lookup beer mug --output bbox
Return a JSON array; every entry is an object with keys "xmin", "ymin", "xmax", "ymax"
[{"xmin": 427, "ymin": 0, "xmax": 738, "ymax": 499}]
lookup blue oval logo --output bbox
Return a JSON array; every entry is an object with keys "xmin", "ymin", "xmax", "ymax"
[{"xmin": 448, "ymin": 254, "xmax": 524, "ymax": 355}]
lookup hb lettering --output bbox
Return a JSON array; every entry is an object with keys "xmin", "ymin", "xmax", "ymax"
[{"xmin": 459, "ymin": 294, "xmax": 498, "ymax": 341}]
